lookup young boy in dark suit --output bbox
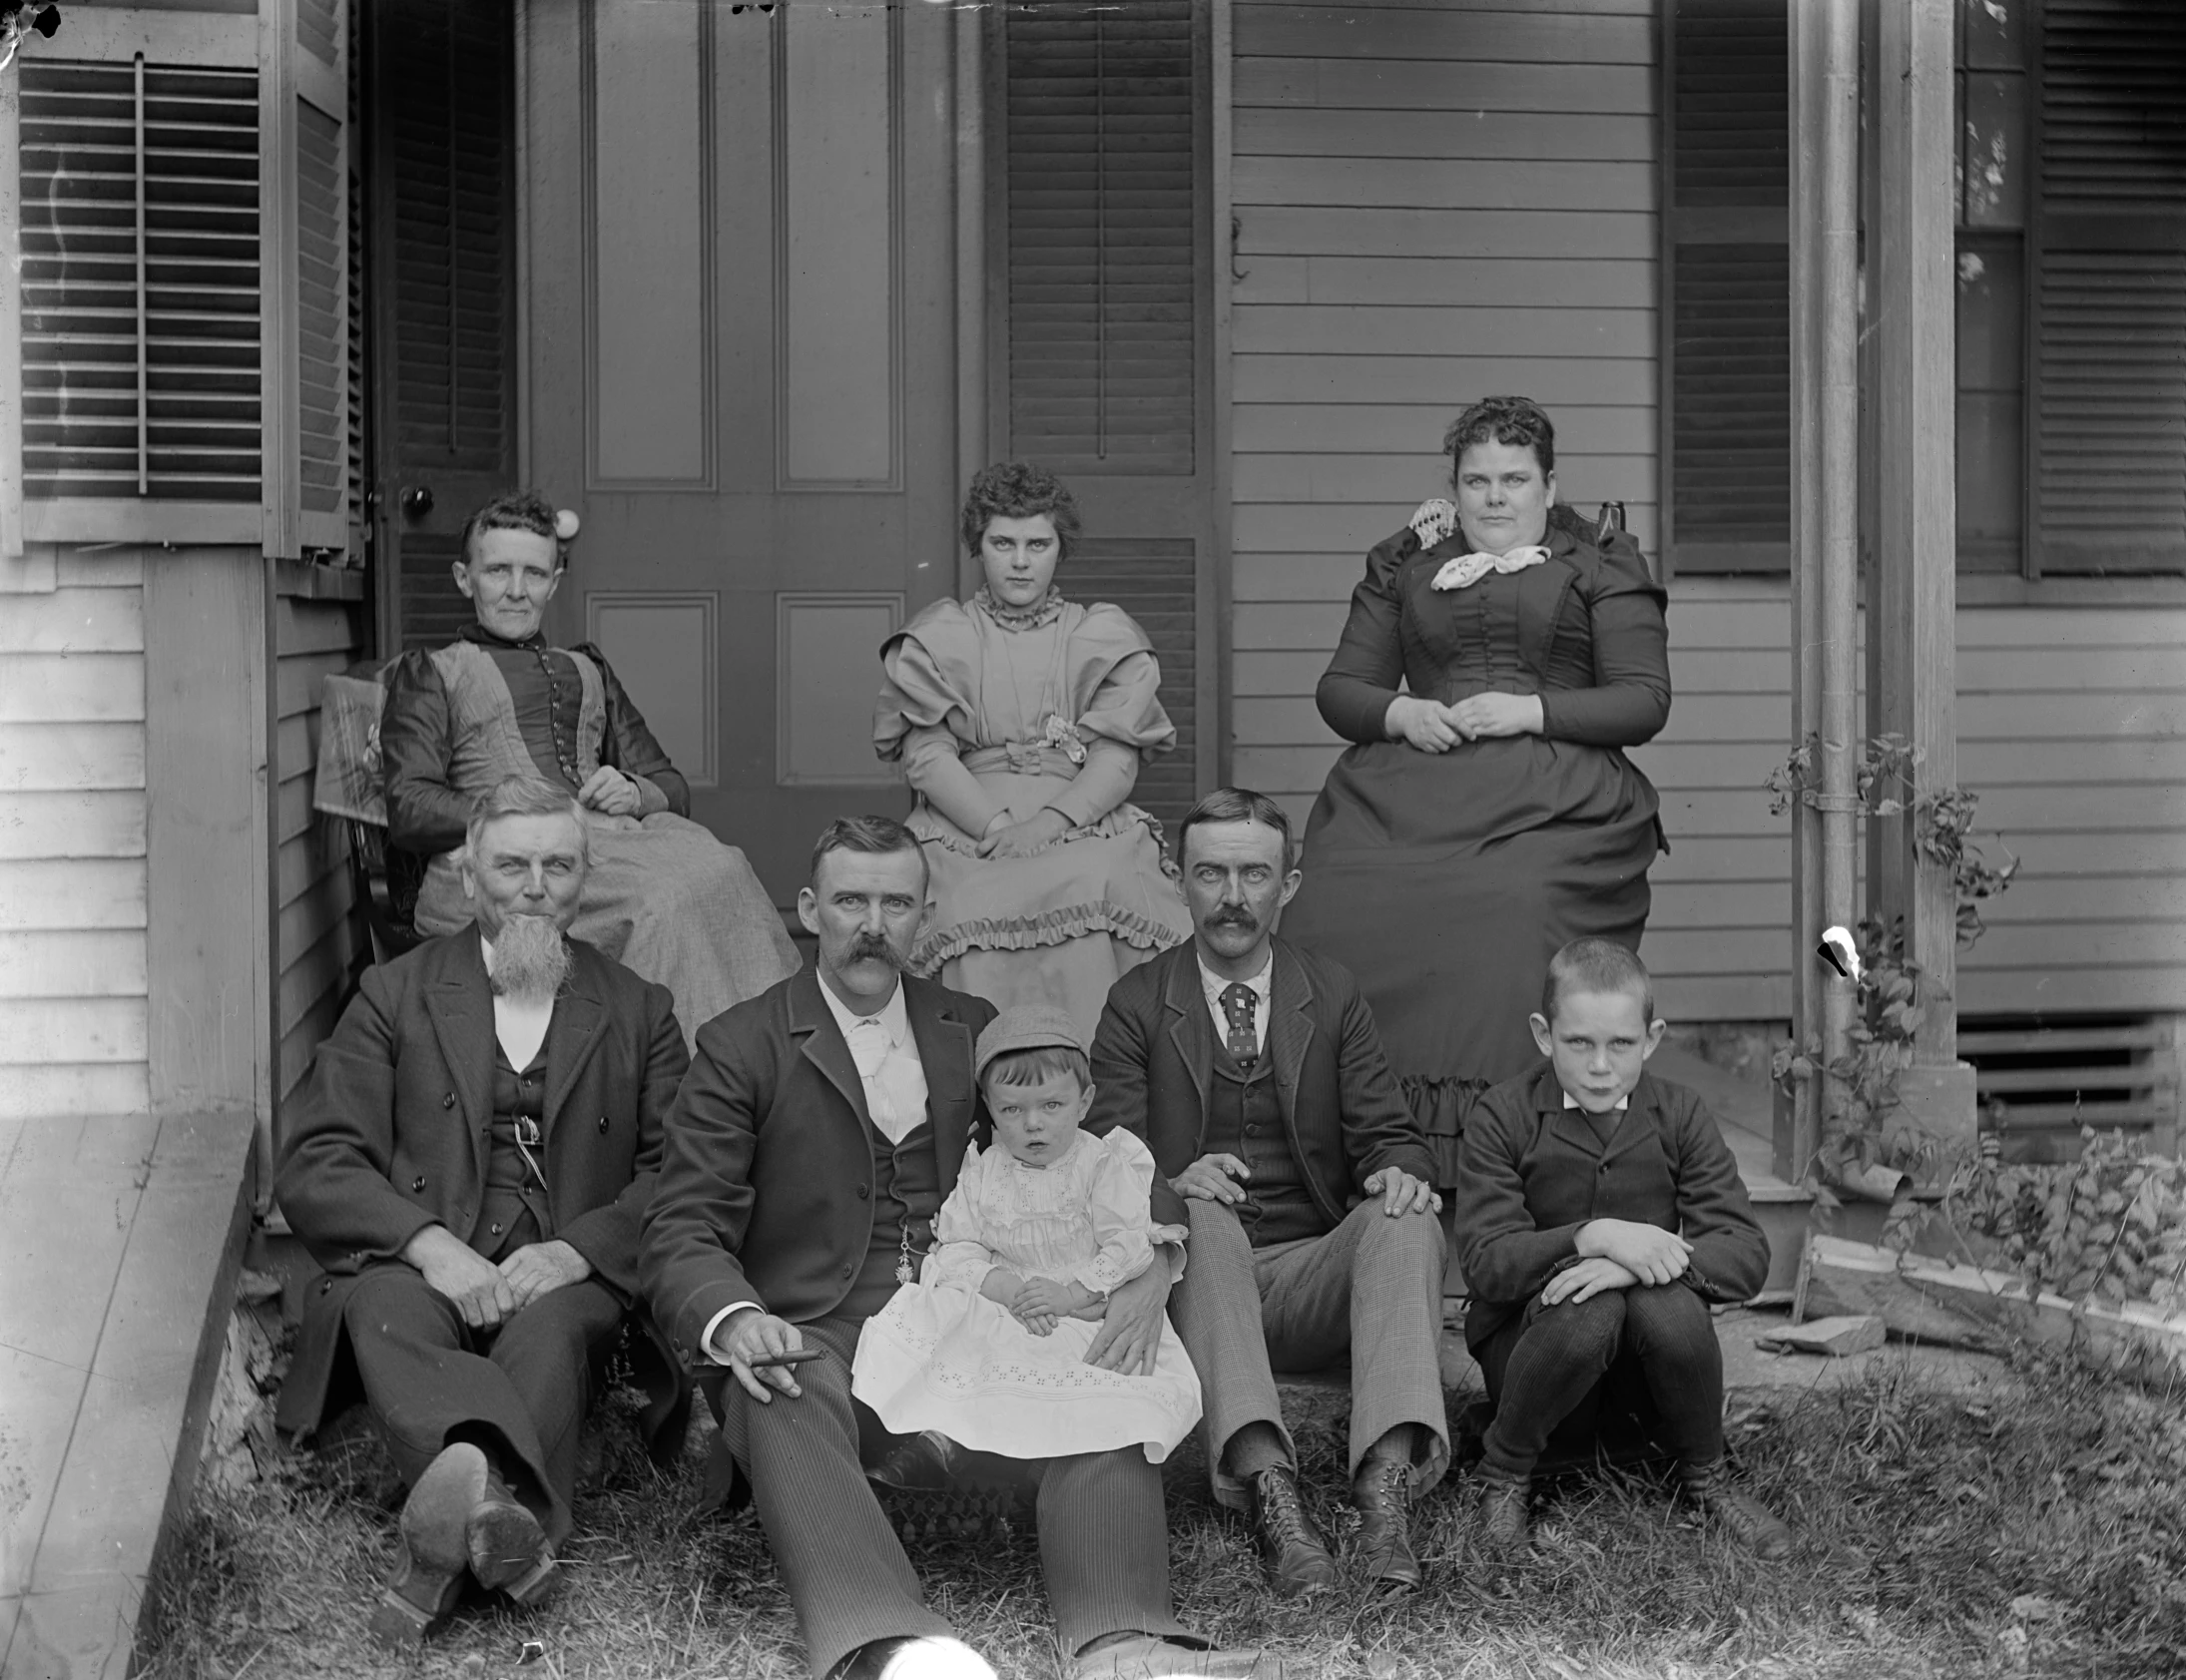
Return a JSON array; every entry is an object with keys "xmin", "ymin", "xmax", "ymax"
[{"xmin": 1450, "ymin": 937, "xmax": 1792, "ymax": 1558}]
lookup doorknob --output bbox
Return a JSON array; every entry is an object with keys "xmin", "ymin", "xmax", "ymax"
[{"xmin": 399, "ymin": 484, "xmax": 435, "ymax": 518}]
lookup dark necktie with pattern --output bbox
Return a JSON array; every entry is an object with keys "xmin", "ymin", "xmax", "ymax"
[{"xmin": 1220, "ymin": 981, "xmax": 1259, "ymax": 1071}]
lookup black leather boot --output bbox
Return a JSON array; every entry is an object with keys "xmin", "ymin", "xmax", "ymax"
[
  {"xmin": 1475, "ymin": 1469, "xmax": 1531, "ymax": 1555},
  {"xmin": 1678, "ymin": 1458, "xmax": 1793, "ymax": 1560},
  {"xmin": 1351, "ymin": 1457, "xmax": 1421, "ymax": 1593},
  {"xmin": 1247, "ymin": 1465, "xmax": 1339, "ymax": 1595}
]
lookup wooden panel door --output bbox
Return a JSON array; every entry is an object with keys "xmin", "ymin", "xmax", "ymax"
[
  {"xmin": 366, "ymin": 0, "xmax": 520, "ymax": 653},
  {"xmin": 521, "ymin": 0, "xmax": 960, "ymax": 908}
]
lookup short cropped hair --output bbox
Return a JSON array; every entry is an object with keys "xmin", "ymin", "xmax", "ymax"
[
  {"xmin": 464, "ymin": 775, "xmax": 588, "ymax": 864},
  {"xmin": 811, "ymin": 814, "xmax": 928, "ymax": 889},
  {"xmin": 959, "ymin": 460, "xmax": 1083, "ymax": 562},
  {"xmin": 1540, "ymin": 937, "xmax": 1655, "ymax": 1025},
  {"xmin": 982, "ymin": 1044, "xmax": 1092, "ymax": 1092},
  {"xmin": 1444, "ymin": 395, "xmax": 1557, "ymax": 480},
  {"xmin": 459, "ymin": 490, "xmax": 560, "ymax": 568},
  {"xmin": 1176, "ymin": 787, "xmax": 1296, "ymax": 873}
]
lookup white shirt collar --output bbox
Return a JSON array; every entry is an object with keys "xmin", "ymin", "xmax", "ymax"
[
  {"xmin": 1198, "ymin": 950, "xmax": 1273, "ymax": 1007},
  {"xmin": 1562, "ymin": 1090, "xmax": 1629, "ymax": 1114},
  {"xmin": 817, "ymin": 969, "xmax": 911, "ymax": 1047}
]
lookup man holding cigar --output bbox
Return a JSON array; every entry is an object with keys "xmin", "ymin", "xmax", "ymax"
[{"xmin": 643, "ymin": 817, "xmax": 1278, "ymax": 1680}]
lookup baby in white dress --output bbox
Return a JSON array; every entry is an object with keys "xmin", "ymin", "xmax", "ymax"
[{"xmin": 850, "ymin": 1006, "xmax": 1203, "ymax": 1466}]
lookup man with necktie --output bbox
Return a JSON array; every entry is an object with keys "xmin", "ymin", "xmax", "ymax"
[
  {"xmin": 1086, "ymin": 789, "xmax": 1447, "ymax": 1598},
  {"xmin": 641, "ymin": 816, "xmax": 1280, "ymax": 1680}
]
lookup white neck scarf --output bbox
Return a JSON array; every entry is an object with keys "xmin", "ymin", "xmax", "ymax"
[{"xmin": 1409, "ymin": 497, "xmax": 1552, "ymax": 593}]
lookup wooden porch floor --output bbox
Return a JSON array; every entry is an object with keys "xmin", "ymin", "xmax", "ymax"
[{"xmin": 0, "ymin": 1112, "xmax": 255, "ymax": 1680}]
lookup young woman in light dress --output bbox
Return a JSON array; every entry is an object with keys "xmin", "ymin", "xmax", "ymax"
[{"xmin": 872, "ymin": 462, "xmax": 1191, "ymax": 1047}]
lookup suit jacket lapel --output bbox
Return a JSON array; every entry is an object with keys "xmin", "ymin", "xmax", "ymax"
[
  {"xmin": 425, "ymin": 930, "xmax": 496, "ymax": 1182},
  {"xmin": 1534, "ymin": 1065, "xmax": 1609, "ymax": 1159},
  {"xmin": 791, "ymin": 969, "xmax": 872, "ymax": 1132},
  {"xmin": 904, "ymin": 978, "xmax": 976, "ymax": 1199},
  {"xmin": 1267, "ymin": 940, "xmax": 1315, "ymax": 1137},
  {"xmin": 542, "ymin": 945, "xmax": 608, "ymax": 1142},
  {"xmin": 1160, "ymin": 948, "xmax": 1212, "ymax": 1146}
]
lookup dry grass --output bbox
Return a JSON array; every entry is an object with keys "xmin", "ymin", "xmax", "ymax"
[{"xmin": 138, "ymin": 1350, "xmax": 2186, "ymax": 1680}]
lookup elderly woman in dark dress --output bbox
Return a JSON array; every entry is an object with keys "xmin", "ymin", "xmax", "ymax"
[
  {"xmin": 1280, "ymin": 396, "xmax": 1671, "ymax": 1183},
  {"xmin": 380, "ymin": 491, "xmax": 799, "ymax": 1046}
]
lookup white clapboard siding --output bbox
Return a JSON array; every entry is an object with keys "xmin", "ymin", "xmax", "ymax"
[
  {"xmin": 0, "ymin": 553, "xmax": 151, "ymax": 1118},
  {"xmin": 1955, "ymin": 608, "xmax": 2186, "ymax": 1016},
  {"xmin": 1227, "ymin": 1, "xmax": 2186, "ymax": 1022},
  {"xmin": 273, "ymin": 590, "xmax": 365, "ymax": 1106},
  {"xmin": 1230, "ymin": 1, "xmax": 1664, "ymax": 693}
]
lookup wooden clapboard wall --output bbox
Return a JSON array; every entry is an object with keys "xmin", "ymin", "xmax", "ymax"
[
  {"xmin": 273, "ymin": 573, "xmax": 365, "ymax": 1110},
  {"xmin": 0, "ymin": 553, "xmax": 150, "ymax": 1121},
  {"xmin": 1226, "ymin": 0, "xmax": 2186, "ymax": 1022}
]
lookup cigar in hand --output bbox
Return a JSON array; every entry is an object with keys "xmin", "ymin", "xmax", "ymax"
[{"xmin": 746, "ymin": 1348, "xmax": 824, "ymax": 1370}]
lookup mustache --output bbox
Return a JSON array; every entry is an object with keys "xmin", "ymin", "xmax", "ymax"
[
  {"xmin": 845, "ymin": 932, "xmax": 906, "ymax": 967},
  {"xmin": 1206, "ymin": 907, "xmax": 1260, "ymax": 929}
]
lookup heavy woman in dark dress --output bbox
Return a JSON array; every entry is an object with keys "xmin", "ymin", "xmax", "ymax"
[{"xmin": 1281, "ymin": 396, "xmax": 1671, "ymax": 1183}]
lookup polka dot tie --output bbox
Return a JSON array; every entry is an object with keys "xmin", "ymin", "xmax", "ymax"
[{"xmin": 1221, "ymin": 982, "xmax": 1259, "ymax": 1071}]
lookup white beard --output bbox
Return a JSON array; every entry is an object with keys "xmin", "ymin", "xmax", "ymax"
[{"xmin": 488, "ymin": 915, "xmax": 571, "ymax": 1004}]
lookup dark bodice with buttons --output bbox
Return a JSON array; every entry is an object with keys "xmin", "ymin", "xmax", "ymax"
[
  {"xmin": 380, "ymin": 624, "xmax": 690, "ymax": 857},
  {"xmin": 1314, "ymin": 504, "xmax": 1671, "ymax": 749}
]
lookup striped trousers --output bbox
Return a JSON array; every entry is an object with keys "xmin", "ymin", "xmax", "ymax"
[
  {"xmin": 713, "ymin": 1316, "xmax": 1188, "ymax": 1677},
  {"xmin": 1173, "ymin": 1198, "xmax": 1450, "ymax": 1510}
]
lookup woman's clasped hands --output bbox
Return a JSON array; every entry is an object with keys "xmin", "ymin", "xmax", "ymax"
[
  {"xmin": 1384, "ymin": 692, "xmax": 1546, "ymax": 753},
  {"xmin": 977, "ymin": 807, "xmax": 1070, "ymax": 858}
]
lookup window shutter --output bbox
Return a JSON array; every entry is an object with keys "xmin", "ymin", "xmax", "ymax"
[
  {"xmin": 2029, "ymin": 0, "xmax": 2186, "ymax": 574},
  {"xmin": 1661, "ymin": 0, "xmax": 1791, "ymax": 574},
  {"xmin": 377, "ymin": 0, "xmax": 518, "ymax": 652},
  {"xmin": 1001, "ymin": 0, "xmax": 1195, "ymax": 475},
  {"xmin": 269, "ymin": 0, "xmax": 353, "ymax": 556},
  {"xmin": 18, "ymin": 58, "xmax": 262, "ymax": 507}
]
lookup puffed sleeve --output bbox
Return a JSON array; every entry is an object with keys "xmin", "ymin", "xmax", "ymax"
[
  {"xmin": 1075, "ymin": 1130, "xmax": 1185, "ymax": 1295},
  {"xmin": 379, "ymin": 649, "xmax": 472, "ymax": 856},
  {"xmin": 1314, "ymin": 528, "xmax": 1418, "ymax": 745},
  {"xmin": 873, "ymin": 601, "xmax": 981, "ymax": 764},
  {"xmin": 923, "ymin": 1146, "xmax": 1001, "ymax": 1294},
  {"xmin": 1067, "ymin": 605, "xmax": 1177, "ymax": 757},
  {"xmin": 577, "ymin": 643, "xmax": 691, "ymax": 817},
  {"xmin": 1536, "ymin": 529, "xmax": 1671, "ymax": 748}
]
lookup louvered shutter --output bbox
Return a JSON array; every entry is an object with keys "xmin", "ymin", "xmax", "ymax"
[
  {"xmin": 1001, "ymin": 0, "xmax": 1196, "ymax": 475},
  {"xmin": 1661, "ymin": 0, "xmax": 1792, "ymax": 574},
  {"xmin": 18, "ymin": 58, "xmax": 262, "ymax": 510},
  {"xmin": 2029, "ymin": 0, "xmax": 2186, "ymax": 574},
  {"xmin": 377, "ymin": 0, "xmax": 518, "ymax": 652},
  {"xmin": 272, "ymin": 0, "xmax": 353, "ymax": 556}
]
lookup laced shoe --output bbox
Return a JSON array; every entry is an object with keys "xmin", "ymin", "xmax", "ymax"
[
  {"xmin": 1350, "ymin": 1457, "xmax": 1421, "ymax": 1593},
  {"xmin": 1678, "ymin": 1458, "xmax": 1793, "ymax": 1560},
  {"xmin": 1246, "ymin": 1465, "xmax": 1339, "ymax": 1595}
]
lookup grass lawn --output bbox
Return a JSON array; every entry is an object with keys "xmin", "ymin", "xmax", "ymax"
[{"xmin": 138, "ymin": 1351, "xmax": 2186, "ymax": 1680}]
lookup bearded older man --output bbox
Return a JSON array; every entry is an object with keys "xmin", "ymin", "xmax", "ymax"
[{"xmin": 275, "ymin": 775, "xmax": 689, "ymax": 1650}]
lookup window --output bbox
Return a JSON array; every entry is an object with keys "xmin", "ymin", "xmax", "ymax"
[
  {"xmin": 4, "ymin": 4, "xmax": 355, "ymax": 557},
  {"xmin": 1662, "ymin": 0, "xmax": 2186, "ymax": 580}
]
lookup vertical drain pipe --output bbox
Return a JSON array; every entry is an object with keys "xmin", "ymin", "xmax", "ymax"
[{"xmin": 1817, "ymin": 0, "xmax": 1863, "ymax": 1145}]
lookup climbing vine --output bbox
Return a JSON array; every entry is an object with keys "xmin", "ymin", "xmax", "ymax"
[
  {"xmin": 1765, "ymin": 734, "xmax": 2020, "ymax": 1186},
  {"xmin": 1889, "ymin": 1128, "xmax": 2186, "ymax": 1314}
]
